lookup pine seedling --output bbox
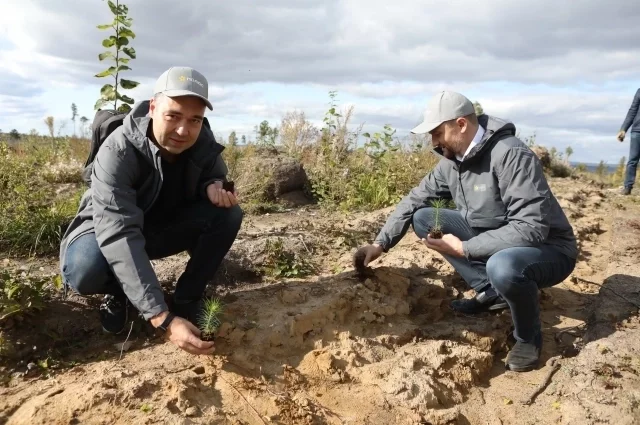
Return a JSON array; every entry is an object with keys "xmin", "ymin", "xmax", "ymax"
[
  {"xmin": 429, "ymin": 198, "xmax": 447, "ymax": 239},
  {"xmin": 197, "ymin": 298, "xmax": 224, "ymax": 342}
]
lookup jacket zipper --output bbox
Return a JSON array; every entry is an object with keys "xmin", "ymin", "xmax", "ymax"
[
  {"xmin": 457, "ymin": 164, "xmax": 470, "ymax": 224},
  {"xmin": 144, "ymin": 152, "xmax": 163, "ymax": 213}
]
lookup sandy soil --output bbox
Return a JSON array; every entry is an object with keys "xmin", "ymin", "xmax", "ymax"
[{"xmin": 1, "ymin": 176, "xmax": 639, "ymax": 425}]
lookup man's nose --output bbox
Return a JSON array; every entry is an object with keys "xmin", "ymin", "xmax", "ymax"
[{"xmin": 175, "ymin": 124, "xmax": 188, "ymax": 137}]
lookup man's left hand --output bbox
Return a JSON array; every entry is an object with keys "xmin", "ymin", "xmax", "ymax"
[
  {"xmin": 421, "ymin": 234, "xmax": 464, "ymax": 257},
  {"xmin": 206, "ymin": 181, "xmax": 239, "ymax": 208}
]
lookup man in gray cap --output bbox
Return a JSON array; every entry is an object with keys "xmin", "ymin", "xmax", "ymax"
[
  {"xmin": 60, "ymin": 66, "xmax": 242, "ymax": 355},
  {"xmin": 354, "ymin": 91, "xmax": 578, "ymax": 372}
]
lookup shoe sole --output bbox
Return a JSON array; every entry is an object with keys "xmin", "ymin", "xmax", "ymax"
[
  {"xmin": 450, "ymin": 302, "xmax": 509, "ymax": 315},
  {"xmin": 506, "ymin": 362, "xmax": 538, "ymax": 372},
  {"xmin": 488, "ymin": 302, "xmax": 509, "ymax": 311}
]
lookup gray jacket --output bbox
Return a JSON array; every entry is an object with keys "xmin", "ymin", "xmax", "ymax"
[
  {"xmin": 60, "ymin": 100, "xmax": 228, "ymax": 320},
  {"xmin": 621, "ymin": 88, "xmax": 640, "ymax": 134},
  {"xmin": 374, "ymin": 115, "xmax": 578, "ymax": 261}
]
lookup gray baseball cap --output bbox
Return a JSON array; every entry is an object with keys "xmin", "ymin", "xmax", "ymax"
[
  {"xmin": 411, "ymin": 91, "xmax": 475, "ymax": 134},
  {"xmin": 153, "ymin": 66, "xmax": 213, "ymax": 110}
]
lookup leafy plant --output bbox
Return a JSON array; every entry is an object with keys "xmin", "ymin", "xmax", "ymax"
[
  {"xmin": 94, "ymin": 0, "xmax": 139, "ymax": 113},
  {"xmin": 0, "ymin": 268, "xmax": 57, "ymax": 323},
  {"xmin": 197, "ymin": 298, "xmax": 224, "ymax": 341},
  {"xmin": 262, "ymin": 238, "xmax": 315, "ymax": 279}
]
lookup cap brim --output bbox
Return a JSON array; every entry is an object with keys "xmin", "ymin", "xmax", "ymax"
[
  {"xmin": 410, "ymin": 120, "xmax": 443, "ymax": 134},
  {"xmin": 161, "ymin": 89, "xmax": 213, "ymax": 110}
]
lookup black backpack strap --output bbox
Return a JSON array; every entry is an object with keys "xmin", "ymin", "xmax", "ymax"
[{"xmin": 82, "ymin": 110, "xmax": 126, "ymax": 186}]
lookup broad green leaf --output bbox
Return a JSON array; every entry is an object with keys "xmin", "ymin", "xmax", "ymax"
[
  {"xmin": 102, "ymin": 37, "xmax": 116, "ymax": 48},
  {"xmin": 97, "ymin": 24, "xmax": 112, "ymax": 30},
  {"xmin": 116, "ymin": 36, "xmax": 129, "ymax": 47},
  {"xmin": 120, "ymin": 79, "xmax": 139, "ymax": 89},
  {"xmin": 98, "ymin": 51, "xmax": 113, "ymax": 61},
  {"xmin": 94, "ymin": 67, "xmax": 115, "ymax": 78},
  {"xmin": 107, "ymin": 0, "xmax": 118, "ymax": 15},
  {"xmin": 117, "ymin": 93, "xmax": 135, "ymax": 104},
  {"xmin": 117, "ymin": 104, "xmax": 131, "ymax": 113},
  {"xmin": 362, "ymin": 132, "xmax": 370, "ymax": 138},
  {"xmin": 119, "ymin": 4, "xmax": 129, "ymax": 15},
  {"xmin": 117, "ymin": 65, "xmax": 131, "ymax": 72},
  {"xmin": 100, "ymin": 84, "xmax": 115, "ymax": 97},
  {"xmin": 118, "ymin": 58, "xmax": 130, "ymax": 64},
  {"xmin": 123, "ymin": 47, "xmax": 136, "ymax": 59},
  {"xmin": 117, "ymin": 16, "xmax": 132, "ymax": 27},
  {"xmin": 119, "ymin": 28, "xmax": 135, "ymax": 38},
  {"xmin": 96, "ymin": 97, "xmax": 111, "ymax": 110}
]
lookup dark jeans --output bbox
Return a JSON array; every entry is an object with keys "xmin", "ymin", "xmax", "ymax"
[
  {"xmin": 624, "ymin": 132, "xmax": 640, "ymax": 190},
  {"xmin": 412, "ymin": 207, "xmax": 576, "ymax": 342},
  {"xmin": 62, "ymin": 200, "xmax": 243, "ymax": 305}
]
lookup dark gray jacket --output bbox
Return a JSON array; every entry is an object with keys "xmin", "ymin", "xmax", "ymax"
[
  {"xmin": 59, "ymin": 100, "xmax": 228, "ymax": 320},
  {"xmin": 621, "ymin": 88, "xmax": 640, "ymax": 134},
  {"xmin": 374, "ymin": 115, "xmax": 578, "ymax": 261}
]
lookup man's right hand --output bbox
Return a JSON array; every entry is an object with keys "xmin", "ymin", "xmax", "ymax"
[
  {"xmin": 617, "ymin": 130, "xmax": 626, "ymax": 142},
  {"xmin": 151, "ymin": 312, "xmax": 215, "ymax": 355},
  {"xmin": 353, "ymin": 244, "xmax": 384, "ymax": 269}
]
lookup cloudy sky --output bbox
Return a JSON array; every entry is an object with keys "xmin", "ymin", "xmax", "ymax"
[{"xmin": 1, "ymin": 0, "xmax": 639, "ymax": 164}]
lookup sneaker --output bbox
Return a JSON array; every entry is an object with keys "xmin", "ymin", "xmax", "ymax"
[
  {"xmin": 99, "ymin": 294, "xmax": 129, "ymax": 334},
  {"xmin": 621, "ymin": 187, "xmax": 631, "ymax": 195},
  {"xmin": 505, "ymin": 332, "xmax": 543, "ymax": 372},
  {"xmin": 450, "ymin": 287, "xmax": 509, "ymax": 315}
]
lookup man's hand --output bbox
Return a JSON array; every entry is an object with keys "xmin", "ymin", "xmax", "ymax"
[
  {"xmin": 354, "ymin": 244, "xmax": 384, "ymax": 269},
  {"xmin": 206, "ymin": 181, "xmax": 239, "ymax": 208},
  {"xmin": 151, "ymin": 312, "xmax": 215, "ymax": 355},
  {"xmin": 617, "ymin": 130, "xmax": 626, "ymax": 142},
  {"xmin": 421, "ymin": 234, "xmax": 464, "ymax": 257}
]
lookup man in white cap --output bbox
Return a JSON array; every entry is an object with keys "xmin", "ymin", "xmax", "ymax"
[
  {"xmin": 354, "ymin": 91, "xmax": 578, "ymax": 372},
  {"xmin": 60, "ymin": 66, "xmax": 242, "ymax": 355}
]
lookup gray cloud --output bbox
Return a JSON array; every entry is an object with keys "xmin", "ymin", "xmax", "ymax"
[
  {"xmin": 2, "ymin": 0, "xmax": 639, "ymax": 87},
  {"xmin": 0, "ymin": 95, "xmax": 47, "ymax": 118}
]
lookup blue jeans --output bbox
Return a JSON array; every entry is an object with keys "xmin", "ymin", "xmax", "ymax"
[
  {"xmin": 624, "ymin": 132, "xmax": 640, "ymax": 189},
  {"xmin": 62, "ymin": 200, "xmax": 243, "ymax": 304},
  {"xmin": 412, "ymin": 207, "xmax": 576, "ymax": 342}
]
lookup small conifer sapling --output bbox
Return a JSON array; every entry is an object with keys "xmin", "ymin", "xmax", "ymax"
[
  {"xmin": 197, "ymin": 298, "xmax": 224, "ymax": 342},
  {"xmin": 429, "ymin": 199, "xmax": 447, "ymax": 239}
]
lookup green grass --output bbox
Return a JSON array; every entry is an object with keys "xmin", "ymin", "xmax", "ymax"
[{"xmin": 0, "ymin": 138, "xmax": 87, "ymax": 257}]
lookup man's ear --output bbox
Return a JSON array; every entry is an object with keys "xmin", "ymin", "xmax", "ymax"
[{"xmin": 456, "ymin": 117, "xmax": 468, "ymax": 133}]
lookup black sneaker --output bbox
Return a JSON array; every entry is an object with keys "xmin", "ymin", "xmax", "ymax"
[
  {"xmin": 99, "ymin": 294, "xmax": 129, "ymax": 334},
  {"xmin": 450, "ymin": 287, "xmax": 509, "ymax": 314},
  {"xmin": 172, "ymin": 298, "xmax": 204, "ymax": 325},
  {"xmin": 506, "ymin": 332, "xmax": 543, "ymax": 372}
]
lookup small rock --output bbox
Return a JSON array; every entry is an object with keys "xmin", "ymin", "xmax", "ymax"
[
  {"xmin": 27, "ymin": 362, "xmax": 36, "ymax": 371},
  {"xmin": 184, "ymin": 406, "xmax": 198, "ymax": 417}
]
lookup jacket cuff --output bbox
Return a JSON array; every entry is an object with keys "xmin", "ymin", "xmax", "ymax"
[
  {"xmin": 462, "ymin": 240, "xmax": 474, "ymax": 260},
  {"xmin": 140, "ymin": 301, "xmax": 169, "ymax": 321},
  {"xmin": 200, "ymin": 179, "xmax": 222, "ymax": 200}
]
